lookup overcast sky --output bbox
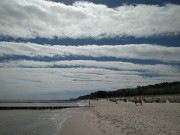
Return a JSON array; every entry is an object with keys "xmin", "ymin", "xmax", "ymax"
[{"xmin": 0, "ymin": 0, "xmax": 180, "ymax": 100}]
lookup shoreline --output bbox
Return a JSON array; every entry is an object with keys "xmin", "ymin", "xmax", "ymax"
[{"xmin": 59, "ymin": 100, "xmax": 180, "ymax": 135}]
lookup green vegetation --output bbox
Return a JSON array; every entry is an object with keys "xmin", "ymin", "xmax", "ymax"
[{"xmin": 78, "ymin": 81, "xmax": 180, "ymax": 100}]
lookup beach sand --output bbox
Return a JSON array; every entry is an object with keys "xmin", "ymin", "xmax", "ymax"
[{"xmin": 59, "ymin": 100, "xmax": 180, "ymax": 135}]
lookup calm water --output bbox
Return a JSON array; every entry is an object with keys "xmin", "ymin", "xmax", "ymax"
[{"xmin": 0, "ymin": 102, "xmax": 83, "ymax": 135}]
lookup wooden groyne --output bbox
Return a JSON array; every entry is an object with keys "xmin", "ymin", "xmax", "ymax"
[{"xmin": 0, "ymin": 106, "xmax": 84, "ymax": 110}]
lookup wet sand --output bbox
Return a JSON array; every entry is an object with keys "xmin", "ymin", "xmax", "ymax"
[
  {"xmin": 60, "ymin": 106, "xmax": 101, "ymax": 135},
  {"xmin": 59, "ymin": 100, "xmax": 180, "ymax": 135}
]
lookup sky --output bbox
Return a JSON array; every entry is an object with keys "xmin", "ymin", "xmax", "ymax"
[{"xmin": 0, "ymin": 0, "xmax": 180, "ymax": 100}]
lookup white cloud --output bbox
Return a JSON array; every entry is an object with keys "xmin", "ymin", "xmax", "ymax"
[
  {"xmin": 1, "ymin": 59, "xmax": 179, "ymax": 77},
  {"xmin": 0, "ymin": 0, "xmax": 180, "ymax": 39},
  {"xmin": 0, "ymin": 41, "xmax": 180, "ymax": 62},
  {"xmin": 0, "ymin": 65, "xmax": 179, "ymax": 99},
  {"xmin": 1, "ymin": 59, "xmax": 179, "ymax": 99},
  {"xmin": 0, "ymin": 60, "xmax": 178, "ymax": 75}
]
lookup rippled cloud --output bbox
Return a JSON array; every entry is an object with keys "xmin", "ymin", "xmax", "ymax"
[
  {"xmin": 0, "ymin": 61, "xmax": 179, "ymax": 98},
  {"xmin": 0, "ymin": 0, "xmax": 180, "ymax": 39},
  {"xmin": 1, "ymin": 42, "xmax": 180, "ymax": 62}
]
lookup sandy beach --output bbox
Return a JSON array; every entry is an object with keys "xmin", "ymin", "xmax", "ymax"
[{"xmin": 60, "ymin": 100, "xmax": 180, "ymax": 135}]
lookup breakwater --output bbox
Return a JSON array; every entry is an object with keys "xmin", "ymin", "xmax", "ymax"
[
  {"xmin": 0, "ymin": 101, "xmax": 87, "ymax": 110},
  {"xmin": 0, "ymin": 106, "xmax": 81, "ymax": 110}
]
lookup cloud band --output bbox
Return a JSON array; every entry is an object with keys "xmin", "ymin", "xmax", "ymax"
[{"xmin": 0, "ymin": 0, "xmax": 180, "ymax": 39}]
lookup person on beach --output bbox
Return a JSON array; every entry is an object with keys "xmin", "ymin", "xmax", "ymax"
[
  {"xmin": 113, "ymin": 99, "xmax": 118, "ymax": 104},
  {"xmin": 134, "ymin": 97, "xmax": 138, "ymax": 106},
  {"xmin": 89, "ymin": 100, "xmax": 90, "ymax": 106},
  {"xmin": 134, "ymin": 97, "xmax": 143, "ymax": 106},
  {"xmin": 139, "ymin": 98, "xmax": 143, "ymax": 105}
]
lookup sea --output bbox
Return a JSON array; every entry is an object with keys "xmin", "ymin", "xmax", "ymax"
[{"xmin": 0, "ymin": 101, "xmax": 86, "ymax": 135}]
